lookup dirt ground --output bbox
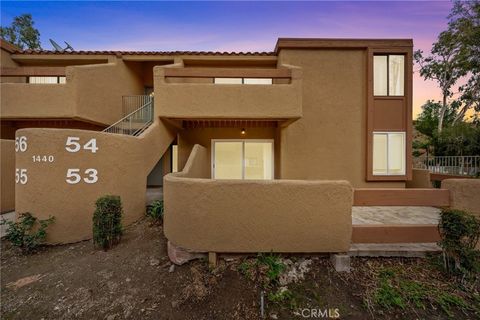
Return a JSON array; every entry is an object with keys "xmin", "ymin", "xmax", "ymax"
[{"xmin": 1, "ymin": 218, "xmax": 478, "ymax": 320}]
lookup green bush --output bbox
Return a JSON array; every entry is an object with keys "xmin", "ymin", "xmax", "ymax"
[
  {"xmin": 146, "ymin": 200, "xmax": 164, "ymax": 222},
  {"xmin": 0, "ymin": 212, "xmax": 54, "ymax": 253},
  {"xmin": 257, "ymin": 252, "xmax": 286, "ymax": 285},
  {"xmin": 93, "ymin": 195, "xmax": 123, "ymax": 250},
  {"xmin": 438, "ymin": 209, "xmax": 480, "ymax": 274}
]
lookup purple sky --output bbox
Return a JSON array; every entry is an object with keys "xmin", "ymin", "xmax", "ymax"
[{"xmin": 1, "ymin": 1, "xmax": 455, "ymax": 117}]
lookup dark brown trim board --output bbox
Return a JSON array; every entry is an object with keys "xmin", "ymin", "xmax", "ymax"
[{"xmin": 352, "ymin": 224, "xmax": 440, "ymax": 243}]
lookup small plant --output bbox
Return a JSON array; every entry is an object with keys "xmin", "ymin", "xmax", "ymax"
[
  {"xmin": 268, "ymin": 287, "xmax": 294, "ymax": 304},
  {"xmin": 436, "ymin": 292, "xmax": 468, "ymax": 317},
  {"xmin": 93, "ymin": 195, "xmax": 123, "ymax": 250},
  {"xmin": 1, "ymin": 212, "xmax": 54, "ymax": 253},
  {"xmin": 146, "ymin": 200, "xmax": 164, "ymax": 222},
  {"xmin": 438, "ymin": 209, "xmax": 480, "ymax": 275},
  {"xmin": 257, "ymin": 252, "xmax": 286, "ymax": 285},
  {"xmin": 373, "ymin": 269, "xmax": 406, "ymax": 310}
]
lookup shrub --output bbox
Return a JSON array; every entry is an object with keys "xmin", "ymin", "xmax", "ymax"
[
  {"xmin": 438, "ymin": 209, "xmax": 480, "ymax": 274},
  {"xmin": 0, "ymin": 212, "xmax": 54, "ymax": 253},
  {"xmin": 93, "ymin": 195, "xmax": 123, "ymax": 250},
  {"xmin": 146, "ymin": 200, "xmax": 164, "ymax": 222},
  {"xmin": 257, "ymin": 252, "xmax": 286, "ymax": 285}
]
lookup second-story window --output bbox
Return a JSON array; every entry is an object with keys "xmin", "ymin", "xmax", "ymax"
[
  {"xmin": 28, "ymin": 76, "xmax": 66, "ymax": 84},
  {"xmin": 373, "ymin": 55, "xmax": 404, "ymax": 96},
  {"xmin": 214, "ymin": 78, "xmax": 272, "ymax": 85}
]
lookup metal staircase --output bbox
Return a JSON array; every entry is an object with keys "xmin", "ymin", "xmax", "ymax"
[{"xmin": 103, "ymin": 96, "xmax": 154, "ymax": 136}]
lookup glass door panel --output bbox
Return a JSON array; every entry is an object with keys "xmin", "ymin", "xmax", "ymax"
[
  {"xmin": 213, "ymin": 142, "xmax": 243, "ymax": 179},
  {"xmin": 244, "ymin": 142, "xmax": 273, "ymax": 179}
]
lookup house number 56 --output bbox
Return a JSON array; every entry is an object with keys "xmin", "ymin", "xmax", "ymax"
[{"xmin": 66, "ymin": 168, "xmax": 98, "ymax": 184}]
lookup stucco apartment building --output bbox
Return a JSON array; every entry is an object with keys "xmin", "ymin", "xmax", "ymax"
[{"xmin": 0, "ymin": 38, "xmax": 414, "ymax": 250}]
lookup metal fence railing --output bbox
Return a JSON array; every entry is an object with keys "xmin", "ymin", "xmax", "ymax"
[
  {"xmin": 122, "ymin": 95, "xmax": 152, "ymax": 117},
  {"xmin": 103, "ymin": 98, "xmax": 153, "ymax": 136},
  {"xmin": 413, "ymin": 155, "xmax": 480, "ymax": 177}
]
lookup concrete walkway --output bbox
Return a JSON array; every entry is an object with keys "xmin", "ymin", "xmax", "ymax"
[{"xmin": 352, "ymin": 206, "xmax": 441, "ymax": 225}]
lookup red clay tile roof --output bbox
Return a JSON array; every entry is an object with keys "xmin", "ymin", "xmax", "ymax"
[{"xmin": 17, "ymin": 49, "xmax": 276, "ymax": 56}]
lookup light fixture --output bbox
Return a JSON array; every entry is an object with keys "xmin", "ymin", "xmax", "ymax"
[{"xmin": 241, "ymin": 128, "xmax": 246, "ymax": 135}]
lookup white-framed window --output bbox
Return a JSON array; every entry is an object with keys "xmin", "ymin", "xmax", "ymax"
[
  {"xmin": 213, "ymin": 78, "xmax": 272, "ymax": 85},
  {"xmin": 373, "ymin": 132, "xmax": 406, "ymax": 175},
  {"xmin": 211, "ymin": 139, "xmax": 274, "ymax": 180},
  {"xmin": 28, "ymin": 76, "xmax": 66, "ymax": 84},
  {"xmin": 373, "ymin": 55, "xmax": 404, "ymax": 96}
]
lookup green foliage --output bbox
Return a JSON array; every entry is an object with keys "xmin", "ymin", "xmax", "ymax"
[
  {"xmin": 93, "ymin": 195, "xmax": 123, "ymax": 250},
  {"xmin": 436, "ymin": 292, "xmax": 468, "ymax": 318},
  {"xmin": 146, "ymin": 200, "xmax": 164, "ymax": 222},
  {"xmin": 371, "ymin": 267, "xmax": 470, "ymax": 316},
  {"xmin": 238, "ymin": 260, "xmax": 254, "ymax": 279},
  {"xmin": 256, "ymin": 252, "xmax": 286, "ymax": 285},
  {"xmin": 0, "ymin": 14, "xmax": 41, "ymax": 50},
  {"xmin": 0, "ymin": 212, "xmax": 54, "ymax": 253},
  {"xmin": 433, "ymin": 122, "xmax": 480, "ymax": 156},
  {"xmin": 373, "ymin": 269, "xmax": 406, "ymax": 310},
  {"xmin": 268, "ymin": 287, "xmax": 296, "ymax": 309},
  {"xmin": 438, "ymin": 209, "xmax": 480, "ymax": 275},
  {"xmin": 415, "ymin": 101, "xmax": 459, "ymax": 138}
]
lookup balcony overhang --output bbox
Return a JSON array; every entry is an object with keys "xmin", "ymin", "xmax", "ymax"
[{"xmin": 154, "ymin": 66, "xmax": 302, "ymax": 124}]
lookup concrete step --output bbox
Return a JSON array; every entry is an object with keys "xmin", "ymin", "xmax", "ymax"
[{"xmin": 349, "ymin": 243, "xmax": 441, "ymax": 258}]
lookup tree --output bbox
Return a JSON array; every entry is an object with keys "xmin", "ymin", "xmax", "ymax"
[
  {"xmin": 415, "ymin": 100, "xmax": 459, "ymax": 138},
  {"xmin": 447, "ymin": 1, "xmax": 480, "ymax": 124},
  {"xmin": 0, "ymin": 14, "xmax": 41, "ymax": 50},
  {"xmin": 414, "ymin": 31, "xmax": 465, "ymax": 133}
]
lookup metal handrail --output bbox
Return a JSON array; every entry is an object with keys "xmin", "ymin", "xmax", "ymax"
[
  {"xmin": 414, "ymin": 155, "xmax": 480, "ymax": 176},
  {"xmin": 103, "ymin": 98, "xmax": 154, "ymax": 136}
]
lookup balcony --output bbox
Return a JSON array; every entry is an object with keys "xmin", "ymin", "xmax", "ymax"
[
  {"xmin": 1, "ymin": 62, "xmax": 144, "ymax": 126},
  {"xmin": 154, "ymin": 66, "xmax": 302, "ymax": 122}
]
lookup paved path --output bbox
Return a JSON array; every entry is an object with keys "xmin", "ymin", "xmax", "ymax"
[{"xmin": 352, "ymin": 206, "xmax": 441, "ymax": 225}]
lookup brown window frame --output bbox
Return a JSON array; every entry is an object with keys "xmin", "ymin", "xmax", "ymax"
[{"xmin": 373, "ymin": 54, "xmax": 406, "ymax": 97}]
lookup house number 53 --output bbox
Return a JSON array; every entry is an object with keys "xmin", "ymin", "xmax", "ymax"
[{"xmin": 66, "ymin": 168, "xmax": 98, "ymax": 184}]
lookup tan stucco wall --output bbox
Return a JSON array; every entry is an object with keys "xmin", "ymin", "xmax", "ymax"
[
  {"xmin": 277, "ymin": 49, "xmax": 405, "ymax": 188},
  {"xmin": 154, "ymin": 66, "xmax": 302, "ymax": 120},
  {"xmin": 0, "ymin": 139, "xmax": 15, "ymax": 212},
  {"xmin": 177, "ymin": 127, "xmax": 277, "ymax": 176},
  {"xmin": 406, "ymin": 169, "xmax": 431, "ymax": 188},
  {"xmin": 1, "ymin": 58, "xmax": 143, "ymax": 126},
  {"xmin": 15, "ymin": 119, "xmax": 176, "ymax": 243},
  {"xmin": 443, "ymin": 179, "xmax": 480, "ymax": 217},
  {"xmin": 1, "ymin": 47, "xmax": 24, "ymax": 83},
  {"xmin": 164, "ymin": 144, "xmax": 353, "ymax": 252}
]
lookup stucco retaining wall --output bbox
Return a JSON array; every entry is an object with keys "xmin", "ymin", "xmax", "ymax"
[
  {"xmin": 406, "ymin": 169, "xmax": 431, "ymax": 188},
  {"xmin": 443, "ymin": 179, "xmax": 480, "ymax": 217},
  {"xmin": 164, "ymin": 144, "xmax": 353, "ymax": 253},
  {"xmin": 15, "ymin": 119, "xmax": 176, "ymax": 243},
  {"xmin": 1, "ymin": 139, "xmax": 15, "ymax": 213}
]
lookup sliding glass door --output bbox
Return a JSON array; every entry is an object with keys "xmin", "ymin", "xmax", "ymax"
[{"xmin": 212, "ymin": 140, "xmax": 274, "ymax": 180}]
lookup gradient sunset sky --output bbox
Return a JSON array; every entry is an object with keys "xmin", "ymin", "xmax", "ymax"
[{"xmin": 1, "ymin": 1, "xmax": 456, "ymax": 118}]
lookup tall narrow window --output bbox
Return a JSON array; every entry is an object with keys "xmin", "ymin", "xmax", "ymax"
[
  {"xmin": 373, "ymin": 132, "xmax": 405, "ymax": 175},
  {"xmin": 373, "ymin": 55, "xmax": 404, "ymax": 96}
]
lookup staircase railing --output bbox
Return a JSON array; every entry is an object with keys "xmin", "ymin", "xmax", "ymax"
[
  {"xmin": 122, "ymin": 95, "xmax": 153, "ymax": 117},
  {"xmin": 103, "ymin": 98, "xmax": 154, "ymax": 136}
]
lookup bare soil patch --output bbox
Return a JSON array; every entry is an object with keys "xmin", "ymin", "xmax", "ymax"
[{"xmin": 1, "ymin": 219, "xmax": 478, "ymax": 319}]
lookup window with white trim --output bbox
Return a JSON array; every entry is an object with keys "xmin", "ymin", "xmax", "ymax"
[
  {"xmin": 373, "ymin": 55, "xmax": 404, "ymax": 96},
  {"xmin": 28, "ymin": 76, "xmax": 66, "ymax": 84},
  {"xmin": 214, "ymin": 78, "xmax": 272, "ymax": 85},
  {"xmin": 373, "ymin": 132, "xmax": 406, "ymax": 175}
]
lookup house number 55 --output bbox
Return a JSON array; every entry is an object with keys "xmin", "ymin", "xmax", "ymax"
[{"xmin": 66, "ymin": 168, "xmax": 98, "ymax": 184}]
